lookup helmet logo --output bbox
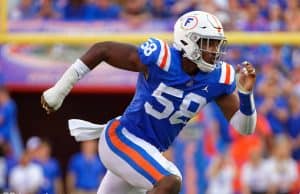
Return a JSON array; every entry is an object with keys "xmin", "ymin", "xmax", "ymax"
[{"xmin": 181, "ymin": 16, "xmax": 198, "ymax": 30}]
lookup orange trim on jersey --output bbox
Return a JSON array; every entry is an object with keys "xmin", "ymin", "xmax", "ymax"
[
  {"xmin": 159, "ymin": 42, "xmax": 169, "ymax": 69},
  {"xmin": 108, "ymin": 120, "xmax": 164, "ymax": 182},
  {"xmin": 225, "ymin": 63, "xmax": 231, "ymax": 84}
]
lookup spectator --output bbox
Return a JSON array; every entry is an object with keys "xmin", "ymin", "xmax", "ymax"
[
  {"xmin": 35, "ymin": 0, "xmax": 61, "ymax": 20},
  {"xmin": 237, "ymin": 3, "xmax": 269, "ymax": 31},
  {"xmin": 90, "ymin": 0, "xmax": 121, "ymax": 20},
  {"xmin": 0, "ymin": 88, "xmax": 14, "ymax": 142},
  {"xmin": 66, "ymin": 140, "xmax": 106, "ymax": 194},
  {"xmin": 290, "ymin": 50, "xmax": 300, "ymax": 97},
  {"xmin": 284, "ymin": 0, "xmax": 300, "ymax": 31},
  {"xmin": 256, "ymin": 0, "xmax": 270, "ymax": 20},
  {"xmin": 172, "ymin": 111, "xmax": 212, "ymax": 194},
  {"xmin": 269, "ymin": 4, "xmax": 285, "ymax": 31},
  {"xmin": 121, "ymin": 0, "xmax": 151, "ymax": 27},
  {"xmin": 240, "ymin": 146, "xmax": 269, "ymax": 194},
  {"xmin": 0, "ymin": 142, "xmax": 6, "ymax": 193},
  {"xmin": 196, "ymin": 0, "xmax": 218, "ymax": 14},
  {"xmin": 26, "ymin": 136, "xmax": 41, "ymax": 159},
  {"xmin": 169, "ymin": 0, "xmax": 198, "ymax": 17},
  {"xmin": 225, "ymin": 0, "xmax": 245, "ymax": 31},
  {"xmin": 231, "ymin": 112, "xmax": 272, "ymax": 157},
  {"xmin": 34, "ymin": 138, "xmax": 63, "ymax": 194},
  {"xmin": 286, "ymin": 93, "xmax": 300, "ymax": 192},
  {"xmin": 10, "ymin": 0, "xmax": 37, "ymax": 20},
  {"xmin": 287, "ymin": 94, "xmax": 300, "ymax": 161},
  {"xmin": 291, "ymin": 47, "xmax": 300, "ymax": 72},
  {"xmin": 225, "ymin": 46, "xmax": 244, "ymax": 65},
  {"xmin": 265, "ymin": 135, "xmax": 299, "ymax": 194},
  {"xmin": 209, "ymin": 102, "xmax": 233, "ymax": 150},
  {"xmin": 148, "ymin": 0, "xmax": 171, "ymax": 19},
  {"xmin": 0, "ymin": 86, "xmax": 23, "ymax": 159},
  {"xmin": 206, "ymin": 153, "xmax": 236, "ymax": 194},
  {"xmin": 256, "ymin": 67, "xmax": 289, "ymax": 135},
  {"xmin": 2, "ymin": 141, "xmax": 18, "ymax": 193},
  {"xmin": 63, "ymin": 0, "xmax": 94, "ymax": 21},
  {"xmin": 9, "ymin": 151, "xmax": 44, "ymax": 194}
]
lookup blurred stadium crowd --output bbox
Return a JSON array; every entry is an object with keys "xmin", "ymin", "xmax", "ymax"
[
  {"xmin": 7, "ymin": 0, "xmax": 300, "ymax": 32},
  {"xmin": 0, "ymin": 0, "xmax": 300, "ymax": 194}
]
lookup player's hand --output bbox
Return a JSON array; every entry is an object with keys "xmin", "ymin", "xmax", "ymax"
[
  {"xmin": 41, "ymin": 95, "xmax": 55, "ymax": 114},
  {"xmin": 41, "ymin": 87, "xmax": 64, "ymax": 114},
  {"xmin": 236, "ymin": 61, "xmax": 256, "ymax": 92}
]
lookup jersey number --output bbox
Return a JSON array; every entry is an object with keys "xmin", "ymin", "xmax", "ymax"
[
  {"xmin": 141, "ymin": 39, "xmax": 158, "ymax": 56},
  {"xmin": 144, "ymin": 83, "xmax": 207, "ymax": 124}
]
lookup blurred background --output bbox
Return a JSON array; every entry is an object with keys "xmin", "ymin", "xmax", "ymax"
[{"xmin": 0, "ymin": 0, "xmax": 300, "ymax": 194}]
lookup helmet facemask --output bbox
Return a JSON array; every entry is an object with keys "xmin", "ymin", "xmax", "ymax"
[{"xmin": 183, "ymin": 32, "xmax": 227, "ymax": 72}]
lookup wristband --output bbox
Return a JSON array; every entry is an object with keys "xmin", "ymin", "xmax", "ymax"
[{"xmin": 238, "ymin": 90, "xmax": 255, "ymax": 115}]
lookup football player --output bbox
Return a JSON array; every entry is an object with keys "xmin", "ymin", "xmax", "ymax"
[{"xmin": 41, "ymin": 11, "xmax": 257, "ymax": 194}]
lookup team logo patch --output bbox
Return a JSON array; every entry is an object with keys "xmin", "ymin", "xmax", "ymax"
[{"xmin": 181, "ymin": 16, "xmax": 198, "ymax": 30}]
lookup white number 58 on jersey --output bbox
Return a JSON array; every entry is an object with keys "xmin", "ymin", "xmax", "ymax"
[{"xmin": 145, "ymin": 83, "xmax": 207, "ymax": 125}]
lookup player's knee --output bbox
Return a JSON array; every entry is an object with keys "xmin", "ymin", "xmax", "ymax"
[{"xmin": 153, "ymin": 175, "xmax": 181, "ymax": 194}]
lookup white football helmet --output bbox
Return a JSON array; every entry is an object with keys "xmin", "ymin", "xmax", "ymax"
[{"xmin": 174, "ymin": 11, "xmax": 227, "ymax": 72}]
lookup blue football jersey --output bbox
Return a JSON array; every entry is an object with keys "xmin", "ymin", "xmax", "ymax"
[{"xmin": 120, "ymin": 38, "xmax": 236, "ymax": 151}]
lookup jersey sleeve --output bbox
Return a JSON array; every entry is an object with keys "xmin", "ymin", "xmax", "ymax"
[
  {"xmin": 218, "ymin": 62, "xmax": 236, "ymax": 94},
  {"xmin": 138, "ymin": 38, "xmax": 171, "ymax": 72}
]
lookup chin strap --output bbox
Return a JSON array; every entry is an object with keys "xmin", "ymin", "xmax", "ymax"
[{"xmin": 195, "ymin": 58, "xmax": 215, "ymax": 72}]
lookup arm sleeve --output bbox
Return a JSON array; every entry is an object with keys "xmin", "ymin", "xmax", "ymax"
[{"xmin": 230, "ymin": 91, "xmax": 257, "ymax": 135}]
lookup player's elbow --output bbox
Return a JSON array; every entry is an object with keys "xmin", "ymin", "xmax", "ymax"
[{"xmin": 90, "ymin": 41, "xmax": 112, "ymax": 61}]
